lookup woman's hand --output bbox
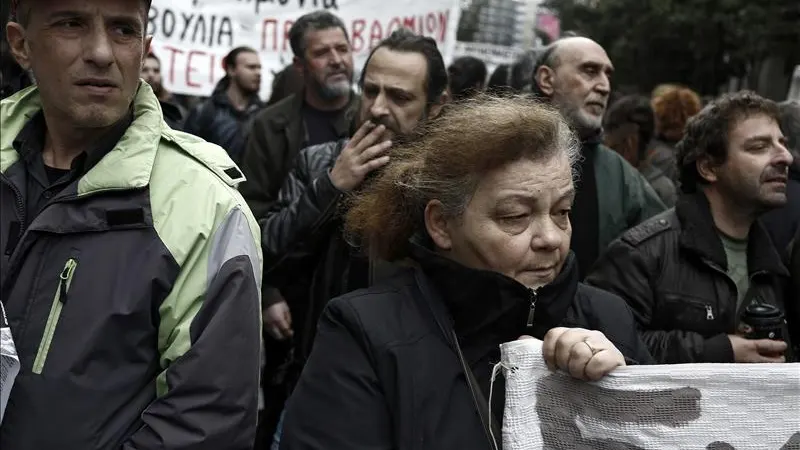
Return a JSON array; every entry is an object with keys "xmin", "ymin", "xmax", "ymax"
[{"xmin": 536, "ymin": 327, "xmax": 626, "ymax": 381}]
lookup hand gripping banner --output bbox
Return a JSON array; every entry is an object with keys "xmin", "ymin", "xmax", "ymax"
[{"xmin": 499, "ymin": 339, "xmax": 800, "ymax": 450}]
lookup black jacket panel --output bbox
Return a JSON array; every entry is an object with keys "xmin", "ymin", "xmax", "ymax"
[{"xmin": 280, "ymin": 246, "xmax": 652, "ymax": 450}]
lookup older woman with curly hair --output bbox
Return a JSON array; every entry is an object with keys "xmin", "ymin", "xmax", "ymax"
[
  {"xmin": 278, "ymin": 95, "xmax": 653, "ymax": 450},
  {"xmin": 650, "ymin": 86, "xmax": 702, "ymax": 182}
]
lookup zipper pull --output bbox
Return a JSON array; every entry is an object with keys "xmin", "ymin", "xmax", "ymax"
[
  {"xmin": 705, "ymin": 305, "xmax": 714, "ymax": 320},
  {"xmin": 526, "ymin": 289, "xmax": 538, "ymax": 328},
  {"xmin": 59, "ymin": 259, "xmax": 77, "ymax": 304}
]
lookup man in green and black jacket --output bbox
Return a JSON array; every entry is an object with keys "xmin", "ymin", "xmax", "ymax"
[
  {"xmin": 532, "ymin": 37, "xmax": 666, "ymax": 277},
  {"xmin": 0, "ymin": 0, "xmax": 263, "ymax": 448}
]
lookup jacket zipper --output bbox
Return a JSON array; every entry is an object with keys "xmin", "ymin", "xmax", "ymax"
[
  {"xmin": 526, "ymin": 288, "xmax": 538, "ymax": 328},
  {"xmin": 0, "ymin": 172, "xmax": 26, "ymax": 254},
  {"xmin": 705, "ymin": 305, "xmax": 714, "ymax": 320},
  {"xmin": 32, "ymin": 258, "xmax": 78, "ymax": 375}
]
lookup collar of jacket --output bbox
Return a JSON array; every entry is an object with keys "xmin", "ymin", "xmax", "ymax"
[
  {"xmin": 409, "ymin": 239, "xmax": 580, "ymax": 344},
  {"xmin": 676, "ymin": 191, "xmax": 789, "ymax": 276},
  {"xmin": 269, "ymin": 91, "xmax": 358, "ymax": 134},
  {"xmin": 211, "ymin": 76, "xmax": 264, "ymax": 113},
  {"xmin": 1, "ymin": 81, "xmax": 240, "ymax": 196}
]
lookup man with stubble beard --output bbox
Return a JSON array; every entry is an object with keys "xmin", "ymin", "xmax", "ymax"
[{"xmin": 532, "ymin": 37, "xmax": 666, "ymax": 277}]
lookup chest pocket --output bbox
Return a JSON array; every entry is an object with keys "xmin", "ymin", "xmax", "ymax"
[{"xmin": 658, "ymin": 293, "xmax": 723, "ymax": 334}]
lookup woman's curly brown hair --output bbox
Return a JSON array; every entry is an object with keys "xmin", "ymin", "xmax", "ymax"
[
  {"xmin": 652, "ymin": 87, "xmax": 702, "ymax": 143},
  {"xmin": 344, "ymin": 94, "xmax": 580, "ymax": 261}
]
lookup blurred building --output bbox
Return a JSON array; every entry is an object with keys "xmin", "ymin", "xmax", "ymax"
[{"xmin": 472, "ymin": 0, "xmax": 526, "ymax": 47}]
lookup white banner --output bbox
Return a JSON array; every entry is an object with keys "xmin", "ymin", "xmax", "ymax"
[
  {"xmin": 500, "ymin": 339, "xmax": 800, "ymax": 450},
  {"xmin": 148, "ymin": 0, "xmax": 461, "ymax": 98}
]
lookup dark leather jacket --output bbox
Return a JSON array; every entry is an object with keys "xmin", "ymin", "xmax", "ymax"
[
  {"xmin": 260, "ymin": 139, "xmax": 363, "ymax": 361},
  {"xmin": 586, "ymin": 192, "xmax": 797, "ymax": 364}
]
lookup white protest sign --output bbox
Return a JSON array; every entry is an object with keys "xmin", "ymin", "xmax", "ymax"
[
  {"xmin": 148, "ymin": 0, "xmax": 461, "ymax": 98},
  {"xmin": 500, "ymin": 339, "xmax": 800, "ymax": 450}
]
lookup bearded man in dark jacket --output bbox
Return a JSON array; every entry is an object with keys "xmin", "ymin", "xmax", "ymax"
[
  {"xmin": 184, "ymin": 47, "xmax": 264, "ymax": 163},
  {"xmin": 587, "ymin": 91, "xmax": 797, "ymax": 364},
  {"xmin": 260, "ymin": 29, "xmax": 448, "ymax": 369}
]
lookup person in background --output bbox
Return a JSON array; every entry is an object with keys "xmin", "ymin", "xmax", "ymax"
[
  {"xmin": 650, "ymin": 86, "xmax": 702, "ymax": 182},
  {"xmin": 532, "ymin": 37, "xmax": 665, "ymax": 277},
  {"xmin": 604, "ymin": 95, "xmax": 677, "ymax": 206},
  {"xmin": 587, "ymin": 91, "xmax": 797, "ymax": 364},
  {"xmin": 238, "ymin": 13, "xmax": 358, "ymax": 445},
  {"xmin": 447, "ymin": 56, "xmax": 486, "ymax": 101},
  {"xmin": 1, "ymin": 0, "xmax": 262, "ymax": 448},
  {"xmin": 184, "ymin": 46, "xmax": 264, "ymax": 164},
  {"xmin": 261, "ymin": 31, "xmax": 449, "ymax": 448},
  {"xmin": 509, "ymin": 49, "xmax": 539, "ymax": 93},
  {"xmin": 266, "ymin": 64, "xmax": 304, "ymax": 107},
  {"xmin": 140, "ymin": 52, "xmax": 185, "ymax": 129},
  {"xmin": 280, "ymin": 95, "xmax": 652, "ymax": 450},
  {"xmin": 486, "ymin": 63, "xmax": 510, "ymax": 94},
  {"xmin": 761, "ymin": 100, "xmax": 800, "ymax": 257}
]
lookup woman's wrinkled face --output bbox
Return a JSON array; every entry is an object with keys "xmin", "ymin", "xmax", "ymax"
[{"xmin": 431, "ymin": 154, "xmax": 575, "ymax": 289}]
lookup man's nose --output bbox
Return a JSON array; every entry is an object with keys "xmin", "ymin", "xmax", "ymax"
[
  {"xmin": 83, "ymin": 26, "xmax": 114, "ymax": 68},
  {"xmin": 594, "ymin": 73, "xmax": 610, "ymax": 96},
  {"xmin": 370, "ymin": 93, "xmax": 389, "ymax": 118}
]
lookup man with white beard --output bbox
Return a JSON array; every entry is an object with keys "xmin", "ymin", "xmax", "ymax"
[{"xmin": 532, "ymin": 37, "xmax": 666, "ymax": 278}]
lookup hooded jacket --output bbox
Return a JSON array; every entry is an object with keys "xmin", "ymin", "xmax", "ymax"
[
  {"xmin": 184, "ymin": 77, "xmax": 264, "ymax": 163},
  {"xmin": 280, "ymin": 243, "xmax": 653, "ymax": 449},
  {"xmin": 0, "ymin": 82, "xmax": 263, "ymax": 449}
]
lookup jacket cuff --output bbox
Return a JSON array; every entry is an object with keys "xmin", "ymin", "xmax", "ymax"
[{"xmin": 702, "ymin": 334, "xmax": 735, "ymax": 363}]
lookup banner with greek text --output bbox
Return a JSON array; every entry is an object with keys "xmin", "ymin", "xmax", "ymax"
[{"xmin": 148, "ymin": 0, "xmax": 461, "ymax": 98}]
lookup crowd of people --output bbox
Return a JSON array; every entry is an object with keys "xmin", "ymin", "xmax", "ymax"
[{"xmin": 0, "ymin": 0, "xmax": 798, "ymax": 449}]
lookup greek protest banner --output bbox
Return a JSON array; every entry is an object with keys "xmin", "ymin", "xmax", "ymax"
[
  {"xmin": 499, "ymin": 339, "xmax": 800, "ymax": 450},
  {"xmin": 148, "ymin": 0, "xmax": 461, "ymax": 97}
]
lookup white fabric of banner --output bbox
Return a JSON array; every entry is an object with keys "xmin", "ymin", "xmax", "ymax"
[
  {"xmin": 500, "ymin": 339, "xmax": 800, "ymax": 450},
  {"xmin": 0, "ymin": 302, "xmax": 20, "ymax": 424}
]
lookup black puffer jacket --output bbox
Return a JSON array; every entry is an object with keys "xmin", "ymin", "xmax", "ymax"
[
  {"xmin": 586, "ymin": 192, "xmax": 797, "ymax": 363},
  {"xmin": 260, "ymin": 139, "xmax": 364, "ymax": 361},
  {"xmin": 280, "ymin": 244, "xmax": 653, "ymax": 450},
  {"xmin": 183, "ymin": 77, "xmax": 264, "ymax": 163}
]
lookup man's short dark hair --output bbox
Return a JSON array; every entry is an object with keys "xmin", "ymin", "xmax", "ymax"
[
  {"xmin": 676, "ymin": 91, "xmax": 781, "ymax": 193},
  {"xmin": 358, "ymin": 29, "xmax": 447, "ymax": 106},
  {"xmin": 222, "ymin": 46, "xmax": 258, "ymax": 71},
  {"xmin": 146, "ymin": 53, "xmax": 160, "ymax": 64},
  {"xmin": 288, "ymin": 11, "xmax": 349, "ymax": 59}
]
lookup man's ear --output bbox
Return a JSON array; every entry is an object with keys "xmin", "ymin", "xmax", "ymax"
[
  {"xmin": 424, "ymin": 200, "xmax": 453, "ymax": 251},
  {"xmin": 292, "ymin": 56, "xmax": 305, "ymax": 75},
  {"xmin": 696, "ymin": 156, "xmax": 719, "ymax": 184},
  {"xmin": 6, "ymin": 22, "xmax": 31, "ymax": 71},
  {"xmin": 535, "ymin": 65, "xmax": 556, "ymax": 96},
  {"xmin": 428, "ymin": 90, "xmax": 450, "ymax": 120}
]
